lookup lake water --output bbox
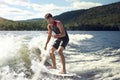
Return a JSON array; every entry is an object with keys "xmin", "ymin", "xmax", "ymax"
[{"xmin": 0, "ymin": 31, "xmax": 120, "ymax": 80}]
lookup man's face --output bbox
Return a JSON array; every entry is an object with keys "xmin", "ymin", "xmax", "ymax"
[{"xmin": 45, "ymin": 17, "xmax": 53, "ymax": 24}]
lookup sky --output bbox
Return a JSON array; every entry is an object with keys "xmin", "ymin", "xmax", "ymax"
[{"xmin": 0, "ymin": 0, "xmax": 119, "ymax": 20}]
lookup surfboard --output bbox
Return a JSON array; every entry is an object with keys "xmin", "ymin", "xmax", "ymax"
[{"xmin": 47, "ymin": 68, "xmax": 80, "ymax": 78}]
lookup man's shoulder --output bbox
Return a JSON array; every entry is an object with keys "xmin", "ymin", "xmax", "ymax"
[
  {"xmin": 47, "ymin": 24, "xmax": 52, "ymax": 27},
  {"xmin": 55, "ymin": 20, "xmax": 61, "ymax": 23},
  {"xmin": 47, "ymin": 24, "xmax": 52, "ymax": 29},
  {"xmin": 55, "ymin": 20, "xmax": 62, "ymax": 25}
]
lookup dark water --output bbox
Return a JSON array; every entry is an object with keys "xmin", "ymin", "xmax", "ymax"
[{"xmin": 68, "ymin": 31, "xmax": 120, "ymax": 52}]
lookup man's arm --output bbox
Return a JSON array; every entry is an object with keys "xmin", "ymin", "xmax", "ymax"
[
  {"xmin": 52, "ymin": 21, "xmax": 66, "ymax": 38},
  {"xmin": 44, "ymin": 24, "xmax": 52, "ymax": 50}
]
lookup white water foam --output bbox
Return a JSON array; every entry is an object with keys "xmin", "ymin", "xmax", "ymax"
[
  {"xmin": 0, "ymin": 35, "xmax": 23, "ymax": 66},
  {"xmin": 66, "ymin": 48, "xmax": 120, "ymax": 80},
  {"xmin": 0, "ymin": 33, "xmax": 120, "ymax": 80},
  {"xmin": 69, "ymin": 34, "xmax": 93, "ymax": 45}
]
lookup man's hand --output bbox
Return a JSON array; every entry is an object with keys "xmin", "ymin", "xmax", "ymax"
[
  {"xmin": 47, "ymin": 31, "xmax": 57, "ymax": 38},
  {"xmin": 44, "ymin": 45, "xmax": 47, "ymax": 50},
  {"xmin": 52, "ymin": 34, "xmax": 58, "ymax": 38}
]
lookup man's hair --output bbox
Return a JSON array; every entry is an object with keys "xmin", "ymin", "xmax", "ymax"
[{"xmin": 45, "ymin": 13, "xmax": 53, "ymax": 19}]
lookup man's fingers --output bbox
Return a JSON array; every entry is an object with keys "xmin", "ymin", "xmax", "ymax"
[
  {"xmin": 51, "ymin": 35, "xmax": 57, "ymax": 38},
  {"xmin": 44, "ymin": 46, "xmax": 47, "ymax": 50},
  {"xmin": 51, "ymin": 35, "xmax": 54, "ymax": 37}
]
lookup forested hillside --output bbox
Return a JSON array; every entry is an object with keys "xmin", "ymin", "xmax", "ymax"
[
  {"xmin": 54, "ymin": 2, "xmax": 120, "ymax": 30},
  {"xmin": 0, "ymin": 17, "xmax": 47, "ymax": 30},
  {"xmin": 0, "ymin": 2, "xmax": 120, "ymax": 30}
]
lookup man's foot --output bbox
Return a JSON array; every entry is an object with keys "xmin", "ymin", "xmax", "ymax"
[
  {"xmin": 59, "ymin": 70, "xmax": 66, "ymax": 74},
  {"xmin": 48, "ymin": 66, "xmax": 57, "ymax": 69}
]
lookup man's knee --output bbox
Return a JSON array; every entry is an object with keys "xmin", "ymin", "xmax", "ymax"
[
  {"xmin": 50, "ymin": 47, "xmax": 56, "ymax": 54},
  {"xmin": 58, "ymin": 47, "xmax": 64, "ymax": 55},
  {"xmin": 58, "ymin": 49, "xmax": 62, "ymax": 54}
]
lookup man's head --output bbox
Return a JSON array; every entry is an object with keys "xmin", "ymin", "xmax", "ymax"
[{"xmin": 45, "ymin": 13, "xmax": 54, "ymax": 24}]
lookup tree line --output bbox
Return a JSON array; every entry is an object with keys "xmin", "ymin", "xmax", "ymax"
[{"xmin": 0, "ymin": 2, "xmax": 120, "ymax": 31}]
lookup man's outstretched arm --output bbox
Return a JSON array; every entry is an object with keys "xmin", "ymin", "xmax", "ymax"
[{"xmin": 44, "ymin": 25, "xmax": 52, "ymax": 50}]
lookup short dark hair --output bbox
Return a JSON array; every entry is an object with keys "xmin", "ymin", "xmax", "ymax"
[{"xmin": 45, "ymin": 13, "xmax": 53, "ymax": 19}]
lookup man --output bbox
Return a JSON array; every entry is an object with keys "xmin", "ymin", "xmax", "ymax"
[{"xmin": 44, "ymin": 13, "xmax": 69, "ymax": 74}]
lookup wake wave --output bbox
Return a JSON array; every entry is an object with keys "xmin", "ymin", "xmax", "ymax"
[
  {"xmin": 0, "ymin": 33, "xmax": 119, "ymax": 80},
  {"xmin": 69, "ymin": 34, "xmax": 93, "ymax": 45}
]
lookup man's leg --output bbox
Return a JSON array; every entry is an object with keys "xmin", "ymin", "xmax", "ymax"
[
  {"xmin": 49, "ymin": 47, "xmax": 57, "ymax": 69},
  {"xmin": 58, "ymin": 46, "xmax": 66, "ymax": 74}
]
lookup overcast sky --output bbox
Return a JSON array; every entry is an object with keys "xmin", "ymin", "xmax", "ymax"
[{"xmin": 0, "ymin": 0, "xmax": 119, "ymax": 20}]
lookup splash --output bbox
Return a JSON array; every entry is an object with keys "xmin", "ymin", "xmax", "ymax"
[
  {"xmin": 0, "ymin": 32, "xmax": 119, "ymax": 80},
  {"xmin": 69, "ymin": 34, "xmax": 93, "ymax": 45},
  {"xmin": 0, "ymin": 35, "xmax": 23, "ymax": 66}
]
